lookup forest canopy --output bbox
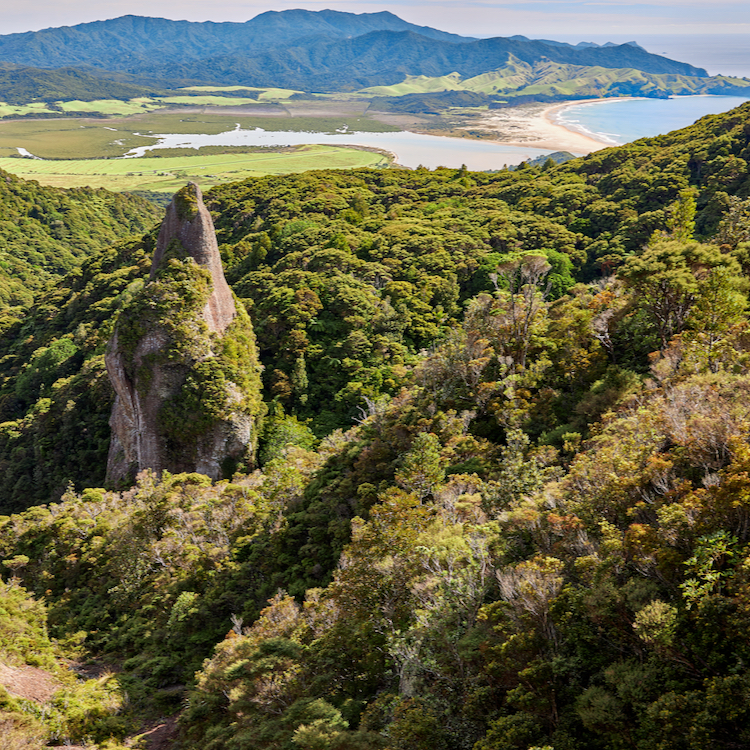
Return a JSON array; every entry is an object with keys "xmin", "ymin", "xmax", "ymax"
[{"xmin": 2, "ymin": 101, "xmax": 750, "ymax": 749}]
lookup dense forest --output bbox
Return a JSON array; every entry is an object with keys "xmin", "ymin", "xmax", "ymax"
[
  {"xmin": 0, "ymin": 174, "xmax": 159, "ymax": 308},
  {"xmin": 0, "ymin": 63, "xmax": 166, "ymax": 106},
  {"xmin": 3, "ymin": 101, "xmax": 750, "ymax": 748}
]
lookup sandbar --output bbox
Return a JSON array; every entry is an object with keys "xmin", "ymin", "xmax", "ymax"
[{"xmin": 464, "ymin": 100, "xmax": 619, "ymax": 155}]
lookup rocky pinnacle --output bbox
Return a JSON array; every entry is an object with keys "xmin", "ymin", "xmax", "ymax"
[
  {"xmin": 105, "ymin": 183, "xmax": 262, "ymax": 484},
  {"xmin": 151, "ymin": 182, "xmax": 236, "ymax": 333}
]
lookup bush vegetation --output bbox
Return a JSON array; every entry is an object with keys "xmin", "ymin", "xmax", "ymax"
[{"xmin": 3, "ymin": 100, "xmax": 750, "ymax": 749}]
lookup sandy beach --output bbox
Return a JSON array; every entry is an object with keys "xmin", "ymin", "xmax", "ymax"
[{"xmin": 466, "ymin": 101, "xmax": 615, "ymax": 155}]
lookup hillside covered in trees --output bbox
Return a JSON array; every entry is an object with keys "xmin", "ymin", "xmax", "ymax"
[
  {"xmin": 2, "ymin": 101, "xmax": 750, "ymax": 748},
  {"xmin": 0, "ymin": 174, "xmax": 159, "ymax": 309}
]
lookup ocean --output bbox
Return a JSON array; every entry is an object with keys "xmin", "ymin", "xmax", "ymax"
[
  {"xmin": 554, "ymin": 95, "xmax": 750, "ymax": 147},
  {"xmin": 546, "ymin": 33, "xmax": 750, "ymax": 146}
]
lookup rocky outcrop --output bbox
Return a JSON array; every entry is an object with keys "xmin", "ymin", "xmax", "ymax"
[
  {"xmin": 105, "ymin": 183, "xmax": 263, "ymax": 484},
  {"xmin": 150, "ymin": 183, "xmax": 236, "ymax": 334}
]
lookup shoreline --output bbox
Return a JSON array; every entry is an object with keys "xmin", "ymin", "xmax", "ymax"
[{"xmin": 466, "ymin": 99, "xmax": 625, "ymax": 155}]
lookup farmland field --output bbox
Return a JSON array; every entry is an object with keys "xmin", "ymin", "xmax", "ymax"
[
  {"xmin": 0, "ymin": 144, "xmax": 391, "ymax": 192},
  {"xmin": 57, "ymin": 99, "xmax": 162, "ymax": 115},
  {"xmin": 179, "ymin": 86, "xmax": 302, "ymax": 100},
  {"xmin": 158, "ymin": 95, "xmax": 264, "ymax": 106},
  {"xmin": 0, "ymin": 102, "xmax": 59, "ymax": 117},
  {"xmin": 0, "ymin": 119, "xmax": 155, "ymax": 159},
  {"xmin": 0, "ymin": 100, "xmax": 408, "ymax": 191},
  {"xmin": 0, "ymin": 108, "xmax": 400, "ymax": 159}
]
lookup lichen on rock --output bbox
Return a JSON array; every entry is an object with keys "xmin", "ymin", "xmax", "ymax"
[{"xmin": 105, "ymin": 183, "xmax": 264, "ymax": 484}]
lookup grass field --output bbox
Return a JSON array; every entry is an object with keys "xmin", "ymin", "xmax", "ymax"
[
  {"xmin": 57, "ymin": 98, "xmax": 161, "ymax": 115},
  {"xmin": 0, "ymin": 94, "xmax": 301, "ymax": 122},
  {"xmin": 178, "ymin": 86, "xmax": 303, "ymax": 101},
  {"xmin": 0, "ymin": 102, "xmax": 59, "ymax": 117},
  {"xmin": 0, "ymin": 119, "xmax": 155, "ymax": 159},
  {"xmin": 0, "ymin": 92, "xmax": 335, "ymax": 122},
  {"xmin": 0, "ymin": 145, "xmax": 390, "ymax": 192},
  {"xmin": 158, "ymin": 95, "xmax": 264, "ymax": 106},
  {"xmin": 0, "ymin": 109, "xmax": 400, "ymax": 160},
  {"xmin": 361, "ymin": 74, "xmax": 467, "ymax": 97}
]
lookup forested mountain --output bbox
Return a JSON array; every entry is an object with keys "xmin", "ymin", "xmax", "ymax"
[
  {"xmin": 3, "ymin": 102, "xmax": 750, "ymax": 748},
  {"xmin": 0, "ymin": 173, "xmax": 159, "ymax": 307},
  {"xmin": 0, "ymin": 10, "xmax": 707, "ymax": 93},
  {"xmin": 136, "ymin": 31, "xmax": 710, "ymax": 92},
  {"xmin": 0, "ymin": 63, "xmax": 164, "ymax": 104},
  {"xmin": 0, "ymin": 10, "xmax": 745, "ymax": 104},
  {"xmin": 0, "ymin": 10, "xmax": 472, "ymax": 71}
]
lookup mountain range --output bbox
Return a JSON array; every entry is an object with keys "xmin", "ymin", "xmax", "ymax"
[{"xmin": 0, "ymin": 10, "xmax": 716, "ymax": 94}]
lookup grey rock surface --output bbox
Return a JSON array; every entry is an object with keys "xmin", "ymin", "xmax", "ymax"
[{"xmin": 105, "ymin": 183, "xmax": 259, "ymax": 484}]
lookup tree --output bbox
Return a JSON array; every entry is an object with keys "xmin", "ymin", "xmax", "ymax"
[
  {"xmin": 681, "ymin": 265, "xmax": 748, "ymax": 373},
  {"xmin": 395, "ymin": 433, "xmax": 445, "ymax": 501},
  {"xmin": 666, "ymin": 189, "xmax": 697, "ymax": 243},
  {"xmin": 621, "ymin": 239, "xmax": 739, "ymax": 351},
  {"xmin": 491, "ymin": 254, "xmax": 552, "ymax": 371}
]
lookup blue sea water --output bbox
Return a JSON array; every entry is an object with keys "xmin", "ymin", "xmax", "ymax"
[
  {"xmin": 554, "ymin": 95, "xmax": 750, "ymax": 147},
  {"xmin": 540, "ymin": 33, "xmax": 750, "ymax": 147}
]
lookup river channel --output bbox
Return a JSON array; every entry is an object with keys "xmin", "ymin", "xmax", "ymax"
[{"xmin": 124, "ymin": 127, "xmax": 555, "ymax": 171}]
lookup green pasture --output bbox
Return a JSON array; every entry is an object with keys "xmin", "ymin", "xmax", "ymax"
[
  {"xmin": 159, "ymin": 95, "xmax": 264, "ymax": 106},
  {"xmin": 0, "ymin": 110, "xmax": 399, "ymax": 160},
  {"xmin": 0, "ymin": 93, "xmax": 308, "ymax": 121},
  {"xmin": 0, "ymin": 145, "xmax": 390, "ymax": 192},
  {"xmin": 57, "ymin": 98, "xmax": 161, "ymax": 115},
  {"xmin": 178, "ymin": 86, "xmax": 303, "ymax": 100},
  {"xmin": 361, "ymin": 74, "xmax": 466, "ymax": 97},
  {"xmin": 0, "ymin": 102, "xmax": 59, "ymax": 117}
]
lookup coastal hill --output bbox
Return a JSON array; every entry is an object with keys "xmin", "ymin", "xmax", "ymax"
[
  {"xmin": 0, "ymin": 100, "xmax": 749, "ymax": 507},
  {"xmin": 0, "ymin": 9, "xmax": 734, "ymax": 102},
  {"xmin": 2, "ymin": 101, "xmax": 750, "ymax": 748}
]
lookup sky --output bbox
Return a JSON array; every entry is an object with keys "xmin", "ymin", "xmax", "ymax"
[{"xmin": 3, "ymin": 0, "xmax": 750, "ymax": 39}]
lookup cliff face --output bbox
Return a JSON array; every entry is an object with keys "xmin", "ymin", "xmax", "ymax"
[{"xmin": 105, "ymin": 183, "xmax": 263, "ymax": 484}]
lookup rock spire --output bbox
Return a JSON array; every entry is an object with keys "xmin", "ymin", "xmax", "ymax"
[
  {"xmin": 105, "ymin": 183, "xmax": 263, "ymax": 484},
  {"xmin": 151, "ymin": 182, "xmax": 236, "ymax": 333}
]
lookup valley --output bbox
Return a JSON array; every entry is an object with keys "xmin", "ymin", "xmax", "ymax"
[
  {"xmin": 0, "ymin": 103, "xmax": 401, "ymax": 190},
  {"xmin": 3, "ymin": 100, "xmax": 750, "ymax": 747}
]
